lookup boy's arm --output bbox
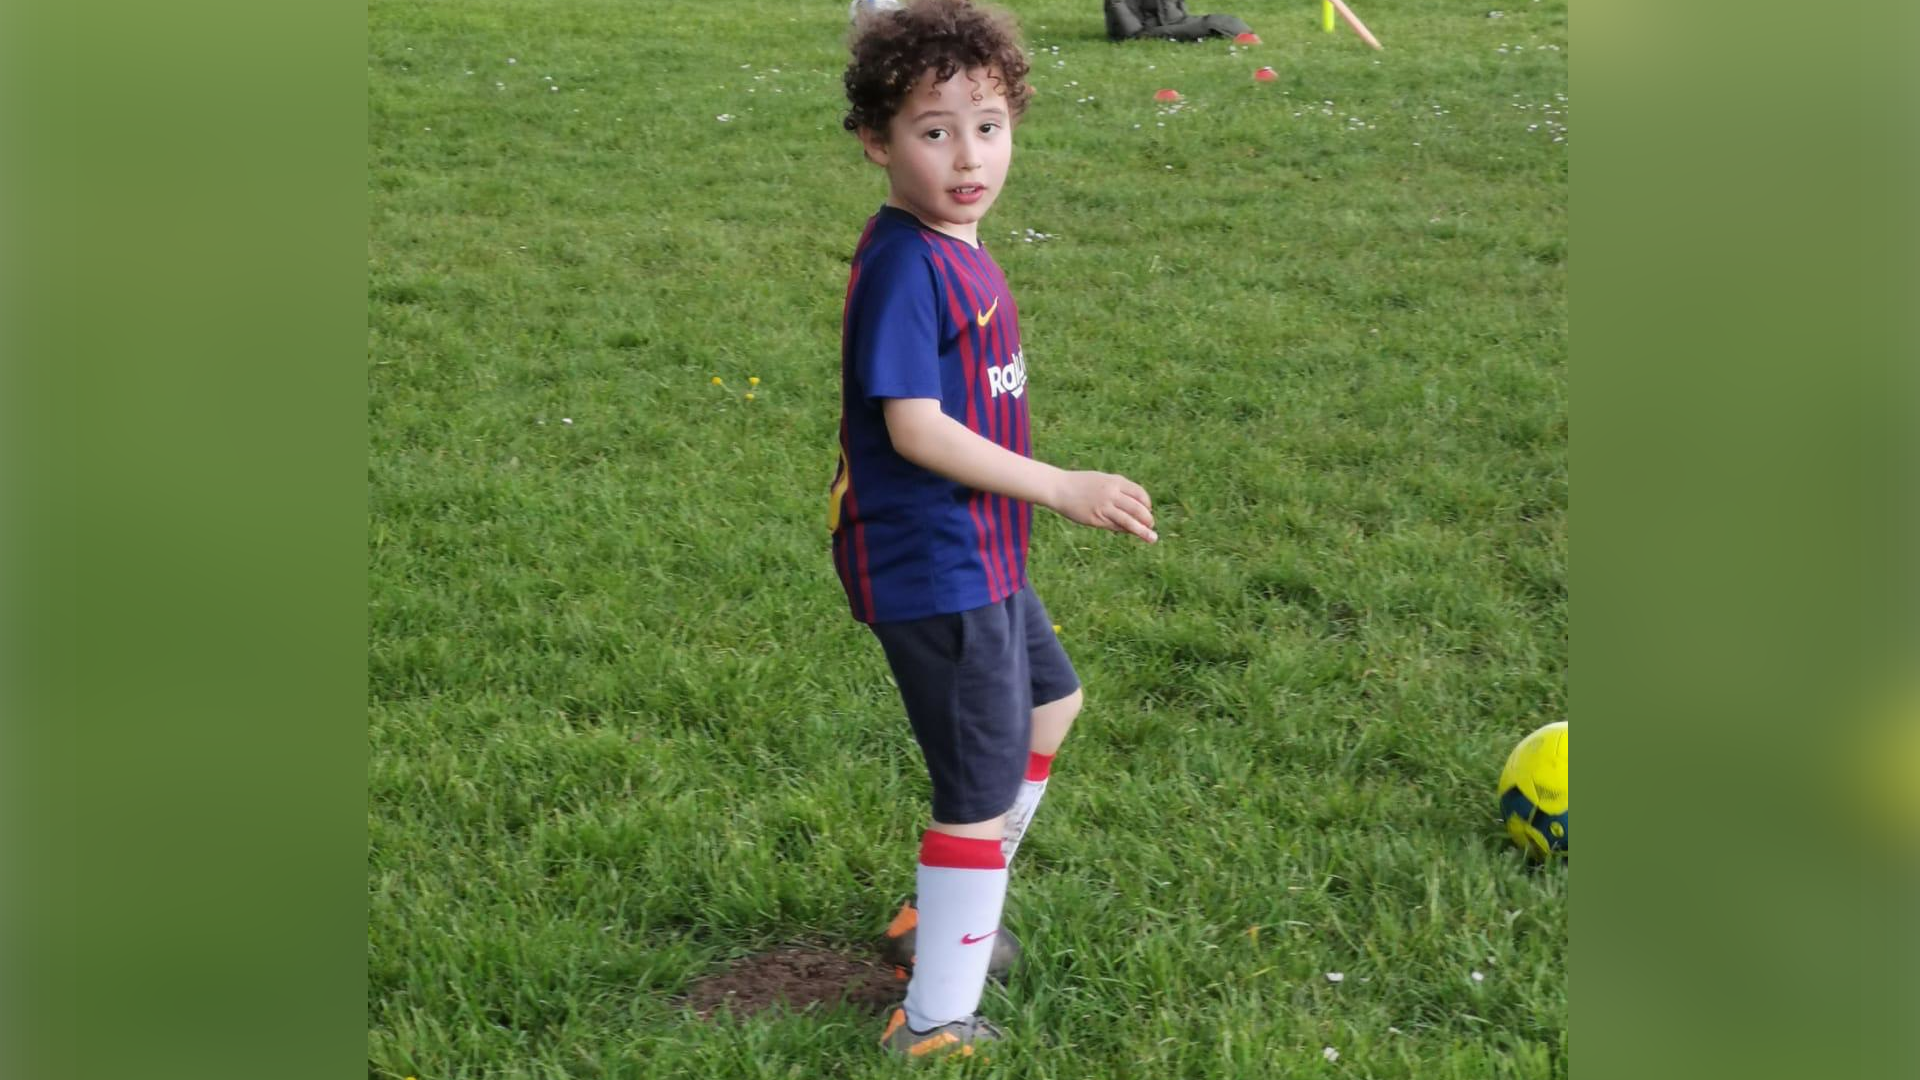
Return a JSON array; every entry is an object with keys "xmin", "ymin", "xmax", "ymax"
[{"xmin": 883, "ymin": 397, "xmax": 1158, "ymax": 544}]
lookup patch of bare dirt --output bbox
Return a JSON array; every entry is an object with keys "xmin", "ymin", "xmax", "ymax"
[{"xmin": 683, "ymin": 946, "xmax": 904, "ymax": 1020}]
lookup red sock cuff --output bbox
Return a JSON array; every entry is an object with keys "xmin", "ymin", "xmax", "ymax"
[
  {"xmin": 1025, "ymin": 752, "xmax": 1055, "ymax": 782},
  {"xmin": 918, "ymin": 830, "xmax": 1007, "ymax": 870}
]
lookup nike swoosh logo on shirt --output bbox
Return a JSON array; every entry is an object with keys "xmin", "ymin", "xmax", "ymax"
[
  {"xmin": 960, "ymin": 930, "xmax": 999, "ymax": 946},
  {"xmin": 975, "ymin": 298, "xmax": 998, "ymax": 328}
]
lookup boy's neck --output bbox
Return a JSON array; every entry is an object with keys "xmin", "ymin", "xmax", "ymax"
[{"xmin": 884, "ymin": 196, "xmax": 979, "ymax": 248}]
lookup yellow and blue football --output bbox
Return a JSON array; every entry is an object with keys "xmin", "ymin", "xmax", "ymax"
[{"xmin": 1498, "ymin": 722, "xmax": 1568, "ymax": 858}]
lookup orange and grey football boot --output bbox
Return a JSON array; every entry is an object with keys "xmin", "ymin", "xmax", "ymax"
[{"xmin": 879, "ymin": 1008, "xmax": 1005, "ymax": 1059}]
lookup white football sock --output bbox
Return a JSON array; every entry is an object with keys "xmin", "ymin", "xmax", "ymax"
[
  {"xmin": 1000, "ymin": 752, "xmax": 1054, "ymax": 865},
  {"xmin": 903, "ymin": 832, "xmax": 1008, "ymax": 1031}
]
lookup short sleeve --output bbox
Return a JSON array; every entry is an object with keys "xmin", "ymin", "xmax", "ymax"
[{"xmin": 850, "ymin": 242, "xmax": 946, "ymax": 404}]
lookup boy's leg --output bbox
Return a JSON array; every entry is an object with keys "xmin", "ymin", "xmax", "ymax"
[
  {"xmin": 902, "ymin": 813, "xmax": 1008, "ymax": 1030},
  {"xmin": 1028, "ymin": 686, "xmax": 1085, "ymax": 757},
  {"xmin": 1001, "ymin": 689, "xmax": 1080, "ymax": 864},
  {"xmin": 1002, "ymin": 585, "xmax": 1082, "ymax": 865},
  {"xmin": 880, "ymin": 808, "xmax": 1023, "ymax": 978},
  {"xmin": 868, "ymin": 597, "xmax": 1029, "ymax": 1034},
  {"xmin": 931, "ymin": 814, "xmax": 1008, "ymax": 841}
]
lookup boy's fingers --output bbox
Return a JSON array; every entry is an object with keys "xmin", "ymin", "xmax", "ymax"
[
  {"xmin": 1105, "ymin": 503, "xmax": 1158, "ymax": 544},
  {"xmin": 1115, "ymin": 494, "xmax": 1153, "ymax": 529}
]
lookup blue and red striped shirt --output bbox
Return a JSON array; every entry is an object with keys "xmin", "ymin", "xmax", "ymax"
[{"xmin": 829, "ymin": 206, "xmax": 1032, "ymax": 624}]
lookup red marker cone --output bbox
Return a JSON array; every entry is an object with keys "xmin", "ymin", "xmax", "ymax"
[
  {"xmin": 1253, "ymin": 66, "xmax": 1277, "ymax": 82},
  {"xmin": 1235, "ymin": 32, "xmax": 1261, "ymax": 44},
  {"xmin": 1154, "ymin": 88, "xmax": 1181, "ymax": 102}
]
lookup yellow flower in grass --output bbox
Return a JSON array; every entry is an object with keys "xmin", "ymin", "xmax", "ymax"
[
  {"xmin": 711, "ymin": 376, "xmax": 723, "ymax": 386},
  {"xmin": 749, "ymin": 376, "xmax": 761, "ymax": 386},
  {"xmin": 745, "ymin": 393, "xmax": 756, "ymax": 401}
]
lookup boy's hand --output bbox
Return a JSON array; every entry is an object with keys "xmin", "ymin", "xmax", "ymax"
[
  {"xmin": 1049, "ymin": 471, "xmax": 1157, "ymax": 544},
  {"xmin": 879, "ymin": 400, "xmax": 1158, "ymax": 543}
]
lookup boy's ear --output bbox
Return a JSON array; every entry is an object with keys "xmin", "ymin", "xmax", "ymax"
[{"xmin": 857, "ymin": 125, "xmax": 891, "ymax": 167}]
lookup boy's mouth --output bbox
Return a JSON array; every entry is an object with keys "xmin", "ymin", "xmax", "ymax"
[{"xmin": 949, "ymin": 184, "xmax": 986, "ymax": 204}]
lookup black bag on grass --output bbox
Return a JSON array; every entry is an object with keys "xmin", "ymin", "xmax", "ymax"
[{"xmin": 1104, "ymin": 0, "xmax": 1252, "ymax": 42}]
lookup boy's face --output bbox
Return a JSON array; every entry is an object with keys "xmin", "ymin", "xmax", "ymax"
[{"xmin": 860, "ymin": 65, "xmax": 1013, "ymax": 243}]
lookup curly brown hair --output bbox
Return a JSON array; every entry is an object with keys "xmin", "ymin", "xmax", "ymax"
[{"xmin": 842, "ymin": 0, "xmax": 1033, "ymax": 138}]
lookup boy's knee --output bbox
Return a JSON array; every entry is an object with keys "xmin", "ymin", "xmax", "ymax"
[
  {"xmin": 1030, "ymin": 688, "xmax": 1084, "ymax": 757},
  {"xmin": 1045, "ymin": 687, "xmax": 1084, "ymax": 721}
]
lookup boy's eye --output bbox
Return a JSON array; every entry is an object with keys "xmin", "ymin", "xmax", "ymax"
[
  {"xmin": 924, "ymin": 128, "xmax": 948, "ymax": 141},
  {"xmin": 979, "ymin": 123, "xmax": 1000, "ymax": 135}
]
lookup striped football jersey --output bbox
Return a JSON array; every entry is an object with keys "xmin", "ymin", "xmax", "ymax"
[{"xmin": 830, "ymin": 206, "xmax": 1032, "ymax": 623}]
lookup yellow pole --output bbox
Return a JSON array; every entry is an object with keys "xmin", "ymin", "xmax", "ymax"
[{"xmin": 1322, "ymin": 0, "xmax": 1336, "ymax": 32}]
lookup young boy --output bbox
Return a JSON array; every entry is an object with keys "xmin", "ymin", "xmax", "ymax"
[{"xmin": 831, "ymin": 0, "xmax": 1158, "ymax": 1058}]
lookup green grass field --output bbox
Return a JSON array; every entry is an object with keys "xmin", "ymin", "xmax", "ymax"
[{"xmin": 368, "ymin": 1, "xmax": 1567, "ymax": 1075}]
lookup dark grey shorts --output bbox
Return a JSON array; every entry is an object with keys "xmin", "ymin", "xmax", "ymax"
[{"xmin": 868, "ymin": 582, "xmax": 1081, "ymax": 825}]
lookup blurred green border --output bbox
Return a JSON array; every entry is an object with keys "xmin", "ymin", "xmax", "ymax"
[
  {"xmin": 6, "ymin": 0, "xmax": 1914, "ymax": 1077},
  {"xmin": 3, "ymin": 4, "xmax": 366, "ymax": 1079},
  {"xmin": 1575, "ymin": 2, "xmax": 1917, "ymax": 1078}
]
